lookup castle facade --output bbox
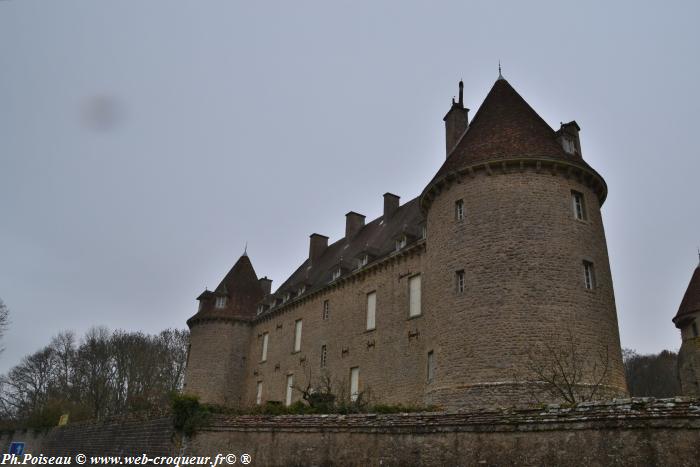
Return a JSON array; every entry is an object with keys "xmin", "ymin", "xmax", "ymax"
[{"xmin": 184, "ymin": 74, "xmax": 628, "ymax": 410}]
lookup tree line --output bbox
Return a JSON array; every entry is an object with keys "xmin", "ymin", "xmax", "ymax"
[
  {"xmin": 0, "ymin": 326, "xmax": 188, "ymax": 429},
  {"xmin": 623, "ymin": 348, "xmax": 680, "ymax": 397}
]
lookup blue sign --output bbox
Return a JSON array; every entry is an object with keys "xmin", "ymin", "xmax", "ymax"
[{"xmin": 9, "ymin": 442, "xmax": 24, "ymax": 456}]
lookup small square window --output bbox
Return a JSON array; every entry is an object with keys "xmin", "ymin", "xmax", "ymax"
[
  {"xmin": 456, "ymin": 270, "xmax": 466, "ymax": 294},
  {"xmin": 215, "ymin": 296, "xmax": 227, "ymax": 309},
  {"xmin": 571, "ymin": 191, "xmax": 587, "ymax": 221},
  {"xmin": 583, "ymin": 261, "xmax": 596, "ymax": 290},
  {"xmin": 322, "ymin": 300, "xmax": 330, "ymax": 320},
  {"xmin": 331, "ymin": 269, "xmax": 341, "ymax": 281},
  {"xmin": 395, "ymin": 236, "xmax": 407, "ymax": 252},
  {"xmin": 455, "ymin": 199, "xmax": 465, "ymax": 221}
]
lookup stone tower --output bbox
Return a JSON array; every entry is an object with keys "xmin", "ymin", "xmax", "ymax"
[
  {"xmin": 420, "ymin": 75, "xmax": 627, "ymax": 408},
  {"xmin": 184, "ymin": 253, "xmax": 264, "ymax": 406},
  {"xmin": 673, "ymin": 259, "xmax": 700, "ymax": 396}
]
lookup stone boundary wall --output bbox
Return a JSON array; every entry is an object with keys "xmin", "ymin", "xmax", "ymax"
[
  {"xmin": 1, "ymin": 399, "xmax": 699, "ymax": 466},
  {"xmin": 190, "ymin": 398, "xmax": 700, "ymax": 467},
  {"xmin": 0, "ymin": 416, "xmax": 176, "ymax": 459}
]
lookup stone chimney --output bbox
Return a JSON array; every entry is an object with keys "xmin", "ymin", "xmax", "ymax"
[
  {"xmin": 384, "ymin": 193, "xmax": 400, "ymax": 218},
  {"xmin": 556, "ymin": 121, "xmax": 582, "ymax": 157},
  {"xmin": 345, "ymin": 212, "xmax": 366, "ymax": 238},
  {"xmin": 443, "ymin": 80, "xmax": 469, "ymax": 157},
  {"xmin": 309, "ymin": 233, "xmax": 329, "ymax": 262},
  {"xmin": 258, "ymin": 277, "xmax": 272, "ymax": 295}
]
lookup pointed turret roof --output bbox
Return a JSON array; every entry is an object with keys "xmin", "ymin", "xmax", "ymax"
[
  {"xmin": 436, "ymin": 78, "xmax": 585, "ymax": 177},
  {"xmin": 421, "ymin": 77, "xmax": 603, "ymax": 211},
  {"xmin": 673, "ymin": 262, "xmax": 700, "ymax": 328},
  {"xmin": 188, "ymin": 254, "xmax": 264, "ymax": 326}
]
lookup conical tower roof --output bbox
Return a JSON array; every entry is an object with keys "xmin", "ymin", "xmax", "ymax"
[
  {"xmin": 422, "ymin": 77, "xmax": 602, "ymax": 210},
  {"xmin": 438, "ymin": 78, "xmax": 590, "ymax": 176},
  {"xmin": 187, "ymin": 254, "xmax": 264, "ymax": 326},
  {"xmin": 673, "ymin": 263, "xmax": 700, "ymax": 328}
]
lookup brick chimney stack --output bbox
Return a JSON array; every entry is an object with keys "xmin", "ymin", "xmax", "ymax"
[
  {"xmin": 383, "ymin": 193, "xmax": 400, "ymax": 218},
  {"xmin": 345, "ymin": 212, "xmax": 366, "ymax": 238},
  {"xmin": 443, "ymin": 80, "xmax": 469, "ymax": 157},
  {"xmin": 309, "ymin": 233, "xmax": 329, "ymax": 263},
  {"xmin": 258, "ymin": 277, "xmax": 272, "ymax": 295}
]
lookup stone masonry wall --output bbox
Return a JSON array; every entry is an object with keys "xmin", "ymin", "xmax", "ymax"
[
  {"xmin": 189, "ymin": 398, "xmax": 700, "ymax": 467},
  {"xmin": 244, "ymin": 247, "xmax": 427, "ymax": 407},
  {"xmin": 185, "ymin": 320, "xmax": 252, "ymax": 406},
  {"xmin": 0, "ymin": 416, "xmax": 175, "ymax": 459},
  {"xmin": 678, "ymin": 335, "xmax": 700, "ymax": 396},
  {"xmin": 423, "ymin": 162, "xmax": 627, "ymax": 409},
  {"xmin": 2, "ymin": 399, "xmax": 698, "ymax": 466}
]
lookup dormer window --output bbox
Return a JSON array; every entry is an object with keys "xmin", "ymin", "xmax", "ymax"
[
  {"xmin": 198, "ymin": 301, "xmax": 203, "ymax": 311},
  {"xmin": 331, "ymin": 268, "xmax": 341, "ymax": 281},
  {"xmin": 395, "ymin": 236, "xmax": 407, "ymax": 252},
  {"xmin": 283, "ymin": 293, "xmax": 291, "ymax": 303},
  {"xmin": 256, "ymin": 304, "xmax": 264, "ymax": 315},
  {"xmin": 215, "ymin": 296, "xmax": 227, "ymax": 309},
  {"xmin": 562, "ymin": 137, "xmax": 576, "ymax": 155},
  {"xmin": 357, "ymin": 255, "xmax": 369, "ymax": 269},
  {"xmin": 297, "ymin": 286, "xmax": 306, "ymax": 296}
]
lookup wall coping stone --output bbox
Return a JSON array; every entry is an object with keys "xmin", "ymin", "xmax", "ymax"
[{"xmin": 200, "ymin": 398, "xmax": 700, "ymax": 434}]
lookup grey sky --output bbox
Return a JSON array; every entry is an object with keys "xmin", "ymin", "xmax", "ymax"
[{"xmin": 1, "ymin": 0, "xmax": 698, "ymax": 374}]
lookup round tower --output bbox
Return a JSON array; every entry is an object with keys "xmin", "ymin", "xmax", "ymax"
[
  {"xmin": 421, "ymin": 76, "xmax": 627, "ymax": 409},
  {"xmin": 673, "ymin": 259, "xmax": 700, "ymax": 396},
  {"xmin": 184, "ymin": 253, "xmax": 264, "ymax": 407}
]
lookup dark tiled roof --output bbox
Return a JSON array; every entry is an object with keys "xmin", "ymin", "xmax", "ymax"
[
  {"xmin": 674, "ymin": 265, "xmax": 700, "ymax": 327},
  {"xmin": 187, "ymin": 254, "xmax": 264, "ymax": 326},
  {"xmin": 428, "ymin": 78, "xmax": 594, "ymax": 186},
  {"xmin": 260, "ymin": 197, "xmax": 425, "ymax": 315}
]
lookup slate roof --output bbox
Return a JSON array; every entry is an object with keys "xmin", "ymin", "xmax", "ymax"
[
  {"xmin": 425, "ymin": 78, "xmax": 595, "ymax": 192},
  {"xmin": 260, "ymin": 196, "xmax": 425, "ymax": 315},
  {"xmin": 673, "ymin": 264, "xmax": 700, "ymax": 327},
  {"xmin": 187, "ymin": 254, "xmax": 264, "ymax": 325}
]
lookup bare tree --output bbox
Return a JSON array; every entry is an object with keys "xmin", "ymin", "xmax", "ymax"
[
  {"xmin": 522, "ymin": 329, "xmax": 610, "ymax": 405},
  {"xmin": 0, "ymin": 299, "xmax": 10, "ymax": 353}
]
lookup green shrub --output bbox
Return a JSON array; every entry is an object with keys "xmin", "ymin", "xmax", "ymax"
[{"xmin": 171, "ymin": 394, "xmax": 210, "ymax": 436}]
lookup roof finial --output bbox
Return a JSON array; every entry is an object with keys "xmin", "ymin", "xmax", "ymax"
[
  {"xmin": 697, "ymin": 247, "xmax": 700, "ymax": 266},
  {"xmin": 243, "ymin": 241, "xmax": 248, "ymax": 257},
  {"xmin": 498, "ymin": 60, "xmax": 504, "ymax": 80}
]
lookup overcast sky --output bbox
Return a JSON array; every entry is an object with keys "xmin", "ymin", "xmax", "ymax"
[{"xmin": 1, "ymin": 0, "xmax": 698, "ymax": 374}]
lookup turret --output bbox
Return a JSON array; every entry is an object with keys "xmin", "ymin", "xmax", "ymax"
[
  {"xmin": 673, "ymin": 256, "xmax": 700, "ymax": 395},
  {"xmin": 184, "ymin": 253, "xmax": 264, "ymax": 406},
  {"xmin": 421, "ymin": 74, "xmax": 627, "ymax": 409}
]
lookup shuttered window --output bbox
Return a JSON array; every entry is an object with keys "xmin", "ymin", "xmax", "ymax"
[
  {"xmin": 366, "ymin": 292, "xmax": 376, "ymax": 330},
  {"xmin": 350, "ymin": 367, "xmax": 359, "ymax": 402},
  {"xmin": 409, "ymin": 275, "xmax": 421, "ymax": 317},
  {"xmin": 293, "ymin": 320, "xmax": 302, "ymax": 352}
]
